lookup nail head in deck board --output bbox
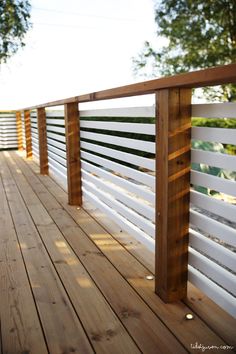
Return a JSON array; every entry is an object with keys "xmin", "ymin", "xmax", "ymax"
[
  {"xmin": 37, "ymin": 107, "xmax": 49, "ymax": 175},
  {"xmin": 1, "ymin": 154, "xmax": 93, "ymax": 354},
  {"xmin": 155, "ymin": 88, "xmax": 192, "ymax": 302},
  {"xmin": 24, "ymin": 110, "xmax": 32, "ymax": 158},
  {"xmin": 64, "ymin": 102, "xmax": 82, "ymax": 206},
  {"xmin": 18, "ymin": 152, "xmax": 236, "ymax": 352},
  {"xmin": 0, "ymin": 168, "xmax": 48, "ymax": 354},
  {"xmin": 16, "ymin": 111, "xmax": 23, "ymax": 151}
]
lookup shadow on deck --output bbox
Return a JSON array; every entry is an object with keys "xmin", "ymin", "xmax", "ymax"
[{"xmin": 0, "ymin": 150, "xmax": 235, "ymax": 354}]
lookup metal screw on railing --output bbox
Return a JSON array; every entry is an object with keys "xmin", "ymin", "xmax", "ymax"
[
  {"xmin": 146, "ymin": 275, "xmax": 154, "ymax": 280},
  {"xmin": 185, "ymin": 313, "xmax": 194, "ymax": 320}
]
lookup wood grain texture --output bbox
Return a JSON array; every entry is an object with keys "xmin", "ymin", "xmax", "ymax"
[
  {"xmin": 156, "ymin": 88, "xmax": 192, "ymax": 302},
  {"xmin": 16, "ymin": 111, "xmax": 23, "ymax": 150},
  {"xmin": 10, "ymin": 151, "xmax": 140, "ymax": 354},
  {"xmin": 0, "ymin": 157, "xmax": 48, "ymax": 354},
  {"xmin": 37, "ymin": 107, "xmax": 48, "ymax": 175},
  {"xmin": 24, "ymin": 110, "xmax": 32, "ymax": 158},
  {"xmin": 23, "ymin": 63, "xmax": 236, "ymax": 110},
  {"xmin": 64, "ymin": 102, "xmax": 82, "ymax": 206},
  {"xmin": 2, "ymin": 152, "xmax": 93, "ymax": 354}
]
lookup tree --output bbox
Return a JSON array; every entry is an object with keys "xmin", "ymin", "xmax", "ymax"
[
  {"xmin": 133, "ymin": 0, "xmax": 236, "ymax": 101},
  {"xmin": 0, "ymin": 0, "xmax": 31, "ymax": 64}
]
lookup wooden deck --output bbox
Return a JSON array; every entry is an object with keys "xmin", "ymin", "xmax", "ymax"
[{"xmin": 0, "ymin": 150, "xmax": 235, "ymax": 354}]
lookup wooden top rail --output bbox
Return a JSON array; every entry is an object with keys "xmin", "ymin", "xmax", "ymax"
[{"xmin": 22, "ymin": 63, "xmax": 236, "ymax": 110}]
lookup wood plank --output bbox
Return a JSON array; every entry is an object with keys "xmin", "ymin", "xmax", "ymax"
[
  {"xmin": 23, "ymin": 63, "xmax": 236, "ymax": 110},
  {"xmin": 22, "ymin": 154, "xmax": 234, "ymax": 353},
  {"xmin": 64, "ymin": 102, "xmax": 82, "ymax": 205},
  {"xmin": 81, "ymin": 201, "xmax": 236, "ymax": 349},
  {"xmin": 8, "ymin": 152, "xmax": 140, "ymax": 354},
  {"xmin": 1, "ymin": 153, "xmax": 93, "ymax": 354},
  {"xmin": 0, "ymin": 167, "xmax": 48, "ymax": 354},
  {"xmin": 16, "ymin": 111, "xmax": 23, "ymax": 150},
  {"xmin": 156, "ymin": 88, "xmax": 192, "ymax": 302},
  {"xmin": 24, "ymin": 110, "xmax": 32, "ymax": 158},
  {"xmin": 37, "ymin": 107, "xmax": 49, "ymax": 175},
  {"xmin": 14, "ymin": 152, "xmax": 188, "ymax": 354}
]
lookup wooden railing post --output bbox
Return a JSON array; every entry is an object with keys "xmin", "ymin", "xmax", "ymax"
[
  {"xmin": 155, "ymin": 88, "xmax": 192, "ymax": 302},
  {"xmin": 24, "ymin": 109, "xmax": 32, "ymax": 158},
  {"xmin": 16, "ymin": 111, "xmax": 23, "ymax": 151},
  {"xmin": 64, "ymin": 102, "xmax": 82, "ymax": 206},
  {"xmin": 37, "ymin": 107, "xmax": 48, "ymax": 175}
]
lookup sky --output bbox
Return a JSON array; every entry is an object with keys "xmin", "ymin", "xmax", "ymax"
[{"xmin": 0, "ymin": 0, "xmax": 158, "ymax": 110}]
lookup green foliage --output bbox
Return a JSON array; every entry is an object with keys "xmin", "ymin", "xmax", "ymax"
[
  {"xmin": 133, "ymin": 0, "xmax": 236, "ymax": 101},
  {"xmin": 0, "ymin": 0, "xmax": 31, "ymax": 63}
]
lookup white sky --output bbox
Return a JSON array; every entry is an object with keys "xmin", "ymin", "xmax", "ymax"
[{"xmin": 0, "ymin": 0, "xmax": 158, "ymax": 109}]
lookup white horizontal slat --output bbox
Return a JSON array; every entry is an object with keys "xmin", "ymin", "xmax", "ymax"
[
  {"xmin": 82, "ymin": 169, "xmax": 155, "ymax": 223},
  {"xmin": 46, "ymin": 118, "xmax": 65, "ymax": 126},
  {"xmin": 191, "ymin": 149, "xmax": 236, "ymax": 170},
  {"xmin": 80, "ymin": 121, "xmax": 155, "ymax": 135},
  {"xmin": 48, "ymin": 164, "xmax": 68, "ymax": 192},
  {"xmin": 31, "ymin": 122, "xmax": 38, "ymax": 129},
  {"xmin": 0, "ymin": 122, "xmax": 16, "ymax": 126},
  {"xmin": 48, "ymin": 156, "xmax": 67, "ymax": 176},
  {"xmin": 0, "ymin": 137, "xmax": 17, "ymax": 142},
  {"xmin": 48, "ymin": 150, "xmax": 67, "ymax": 167},
  {"xmin": 47, "ymin": 132, "xmax": 66, "ymax": 143},
  {"xmin": 81, "ymin": 151, "xmax": 155, "ymax": 190},
  {"xmin": 46, "ymin": 125, "xmax": 65, "ymax": 134},
  {"xmin": 83, "ymin": 178, "xmax": 155, "ymax": 238},
  {"xmin": 190, "ymin": 190, "xmax": 236, "ymax": 222},
  {"xmin": 0, "ymin": 133, "xmax": 17, "ymax": 137},
  {"xmin": 46, "ymin": 110, "xmax": 64, "ymax": 118},
  {"xmin": 192, "ymin": 126, "xmax": 236, "ymax": 145},
  {"xmin": 30, "ymin": 117, "xmax": 37, "ymax": 122},
  {"xmin": 0, "ymin": 142, "xmax": 17, "ymax": 149},
  {"xmin": 80, "ymin": 131, "xmax": 155, "ymax": 154},
  {"xmin": 191, "ymin": 170, "xmax": 236, "ymax": 197},
  {"xmin": 82, "ymin": 160, "xmax": 155, "ymax": 204},
  {"xmin": 31, "ymin": 136, "xmax": 39, "ymax": 144},
  {"xmin": 47, "ymin": 144, "xmax": 67, "ymax": 159},
  {"xmin": 81, "ymin": 141, "xmax": 155, "ymax": 171},
  {"xmin": 189, "ymin": 248, "xmax": 236, "ymax": 296},
  {"xmin": 32, "ymin": 142, "xmax": 39, "ymax": 151},
  {"xmin": 190, "ymin": 209, "xmax": 236, "ymax": 247},
  {"xmin": 189, "ymin": 228, "xmax": 236, "ymax": 271},
  {"xmin": 83, "ymin": 188, "xmax": 155, "ymax": 252},
  {"xmin": 31, "ymin": 132, "xmax": 39, "ymax": 139},
  {"xmin": 0, "ymin": 114, "xmax": 16, "ymax": 118},
  {"xmin": 47, "ymin": 137, "xmax": 66, "ymax": 150},
  {"xmin": 192, "ymin": 103, "xmax": 236, "ymax": 119},
  {"xmin": 80, "ymin": 106, "xmax": 155, "ymax": 118},
  {"xmin": 188, "ymin": 265, "xmax": 236, "ymax": 319}
]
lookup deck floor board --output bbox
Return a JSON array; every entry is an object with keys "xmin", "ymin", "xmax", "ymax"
[{"xmin": 0, "ymin": 150, "xmax": 235, "ymax": 354}]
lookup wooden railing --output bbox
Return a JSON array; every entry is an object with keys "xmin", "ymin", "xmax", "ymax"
[{"xmin": 8, "ymin": 63, "xmax": 236, "ymax": 307}]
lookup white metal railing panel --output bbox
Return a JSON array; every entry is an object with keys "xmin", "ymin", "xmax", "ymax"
[
  {"xmin": 80, "ymin": 106, "xmax": 155, "ymax": 118},
  {"xmin": 188, "ymin": 266, "xmax": 236, "ymax": 318},
  {"xmin": 192, "ymin": 102, "xmax": 236, "ymax": 119},
  {"xmin": 82, "ymin": 188, "xmax": 155, "ymax": 251},
  {"xmin": 190, "ymin": 209, "xmax": 236, "ymax": 247},
  {"xmin": 81, "ymin": 150, "xmax": 155, "ymax": 189},
  {"xmin": 191, "ymin": 170, "xmax": 236, "ymax": 197},
  {"xmin": 82, "ymin": 160, "xmax": 155, "ymax": 204},
  {"xmin": 80, "ymin": 131, "xmax": 155, "ymax": 154},
  {"xmin": 190, "ymin": 190, "xmax": 236, "ymax": 223},
  {"xmin": 191, "ymin": 149, "xmax": 236, "ymax": 171},
  {"xmin": 192, "ymin": 126, "xmax": 236, "ymax": 145},
  {"xmin": 0, "ymin": 112, "xmax": 17, "ymax": 150},
  {"xmin": 80, "ymin": 121, "xmax": 155, "ymax": 135},
  {"xmin": 81, "ymin": 141, "xmax": 155, "ymax": 171}
]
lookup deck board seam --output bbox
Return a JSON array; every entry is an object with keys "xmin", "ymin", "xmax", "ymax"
[
  {"xmin": 15, "ymin": 153, "xmax": 227, "ymax": 351},
  {"xmin": 8, "ymin": 151, "xmax": 144, "ymax": 354}
]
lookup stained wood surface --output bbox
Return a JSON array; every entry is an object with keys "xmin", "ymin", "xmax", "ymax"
[
  {"xmin": 156, "ymin": 88, "xmax": 192, "ymax": 302},
  {"xmin": 16, "ymin": 111, "xmax": 23, "ymax": 150},
  {"xmin": 37, "ymin": 107, "xmax": 48, "ymax": 175},
  {"xmin": 23, "ymin": 63, "xmax": 236, "ymax": 110},
  {"xmin": 64, "ymin": 102, "xmax": 82, "ymax": 206},
  {"xmin": 24, "ymin": 110, "xmax": 32, "ymax": 158},
  {"xmin": 1, "ymin": 150, "xmax": 235, "ymax": 354}
]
